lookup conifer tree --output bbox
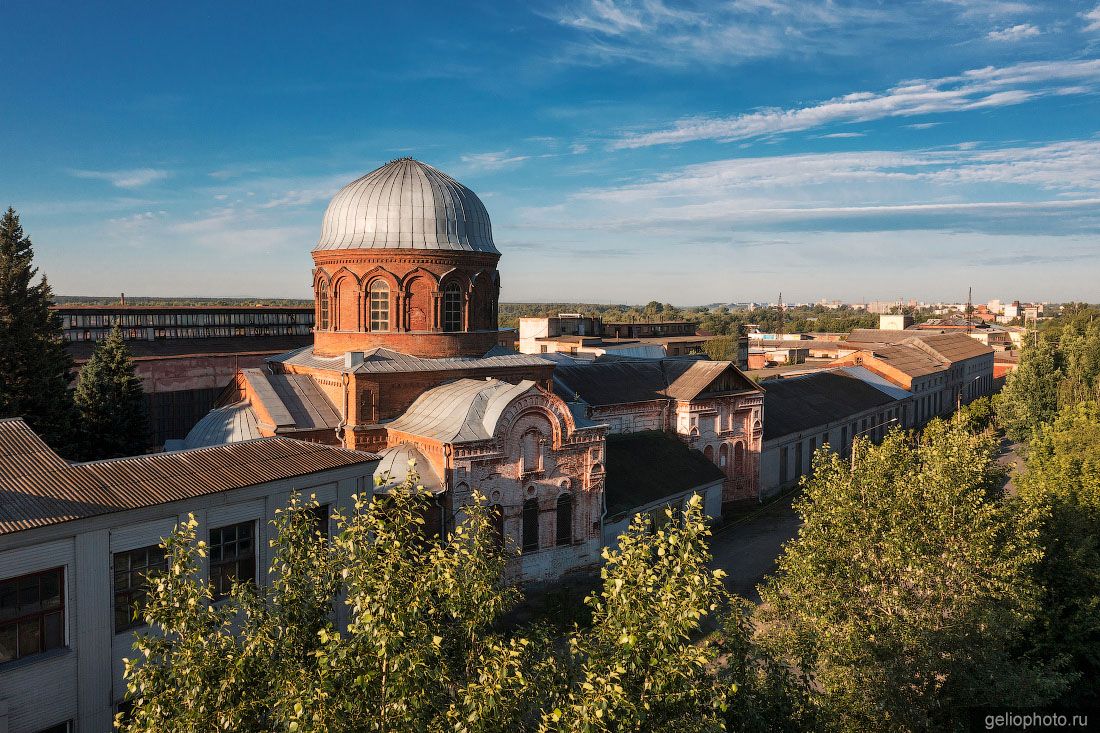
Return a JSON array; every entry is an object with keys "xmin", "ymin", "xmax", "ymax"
[
  {"xmin": 74, "ymin": 324, "xmax": 148, "ymax": 459},
  {"xmin": 0, "ymin": 206, "xmax": 75, "ymax": 453}
]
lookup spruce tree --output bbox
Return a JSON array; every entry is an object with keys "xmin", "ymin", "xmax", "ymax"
[
  {"xmin": 0, "ymin": 206, "xmax": 76, "ymax": 453},
  {"xmin": 74, "ymin": 324, "xmax": 148, "ymax": 459}
]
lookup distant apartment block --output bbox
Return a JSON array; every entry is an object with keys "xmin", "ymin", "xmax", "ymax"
[{"xmin": 518, "ymin": 315, "xmax": 726, "ymax": 361}]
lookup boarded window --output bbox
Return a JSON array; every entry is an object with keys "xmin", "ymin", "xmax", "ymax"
[{"xmin": 522, "ymin": 430, "xmax": 542, "ymax": 473}]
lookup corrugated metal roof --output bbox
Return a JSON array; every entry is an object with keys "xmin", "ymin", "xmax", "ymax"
[
  {"xmin": 834, "ymin": 366, "xmax": 913, "ymax": 400},
  {"xmin": 269, "ymin": 345, "xmax": 550, "ymax": 375},
  {"xmin": 315, "ymin": 158, "xmax": 498, "ymax": 254},
  {"xmin": 762, "ymin": 371, "xmax": 900, "ymax": 441},
  {"xmin": 386, "ymin": 378, "xmax": 537, "ymax": 443},
  {"xmin": 0, "ymin": 418, "xmax": 377, "ymax": 536}
]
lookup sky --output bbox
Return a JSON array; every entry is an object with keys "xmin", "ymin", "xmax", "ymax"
[{"xmin": 3, "ymin": 0, "xmax": 1100, "ymax": 305}]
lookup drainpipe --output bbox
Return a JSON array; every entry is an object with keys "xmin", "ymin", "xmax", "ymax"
[{"xmin": 337, "ymin": 372, "xmax": 350, "ymax": 446}]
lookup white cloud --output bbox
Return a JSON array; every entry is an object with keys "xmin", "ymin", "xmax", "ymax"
[
  {"xmin": 818, "ymin": 132, "xmax": 866, "ymax": 138},
  {"xmin": 517, "ymin": 139, "xmax": 1100, "ymax": 240},
  {"xmin": 70, "ymin": 168, "xmax": 170, "ymax": 189},
  {"xmin": 1083, "ymin": 4, "xmax": 1100, "ymax": 32},
  {"xmin": 459, "ymin": 151, "xmax": 530, "ymax": 171},
  {"xmin": 612, "ymin": 59, "xmax": 1100, "ymax": 149},
  {"xmin": 986, "ymin": 23, "xmax": 1040, "ymax": 41},
  {"xmin": 549, "ymin": 0, "xmax": 897, "ymax": 67}
]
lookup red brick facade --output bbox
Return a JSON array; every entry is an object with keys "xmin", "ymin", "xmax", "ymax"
[{"xmin": 312, "ymin": 249, "xmax": 501, "ymax": 358}]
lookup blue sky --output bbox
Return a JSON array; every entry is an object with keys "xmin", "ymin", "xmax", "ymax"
[{"xmin": 3, "ymin": 0, "xmax": 1100, "ymax": 304}]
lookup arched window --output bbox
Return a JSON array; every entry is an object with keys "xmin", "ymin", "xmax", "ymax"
[
  {"xmin": 318, "ymin": 281, "xmax": 330, "ymax": 331},
  {"xmin": 369, "ymin": 280, "xmax": 389, "ymax": 332},
  {"xmin": 719, "ymin": 443, "xmax": 728, "ymax": 468},
  {"xmin": 555, "ymin": 493, "xmax": 573, "ymax": 546},
  {"xmin": 521, "ymin": 430, "xmax": 542, "ymax": 473},
  {"xmin": 442, "ymin": 282, "xmax": 462, "ymax": 332},
  {"xmin": 703, "ymin": 445, "xmax": 714, "ymax": 462},
  {"xmin": 734, "ymin": 442, "xmax": 745, "ymax": 474},
  {"xmin": 522, "ymin": 498, "xmax": 539, "ymax": 552},
  {"xmin": 490, "ymin": 504, "xmax": 505, "ymax": 551}
]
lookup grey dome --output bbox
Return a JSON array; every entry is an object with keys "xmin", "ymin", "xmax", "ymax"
[{"xmin": 316, "ymin": 158, "xmax": 498, "ymax": 253}]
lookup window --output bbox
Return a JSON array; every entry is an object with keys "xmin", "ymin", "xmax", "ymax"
[
  {"xmin": 794, "ymin": 441, "xmax": 803, "ymax": 478},
  {"xmin": 0, "ymin": 567, "xmax": 64, "ymax": 663},
  {"xmin": 309, "ymin": 504, "xmax": 330, "ymax": 539},
  {"xmin": 442, "ymin": 282, "xmax": 462, "ymax": 332},
  {"xmin": 522, "ymin": 498, "xmax": 540, "ymax": 552},
  {"xmin": 209, "ymin": 521, "xmax": 256, "ymax": 600},
  {"xmin": 113, "ymin": 545, "xmax": 167, "ymax": 633},
  {"xmin": 522, "ymin": 430, "xmax": 543, "ymax": 473},
  {"xmin": 369, "ymin": 280, "xmax": 389, "ymax": 332},
  {"xmin": 779, "ymin": 446, "xmax": 789, "ymax": 483},
  {"xmin": 734, "ymin": 442, "xmax": 745, "ymax": 474},
  {"xmin": 556, "ymin": 494, "xmax": 573, "ymax": 546},
  {"xmin": 719, "ymin": 443, "xmax": 728, "ymax": 468},
  {"xmin": 490, "ymin": 505, "xmax": 505, "ymax": 551},
  {"xmin": 318, "ymin": 281, "xmax": 330, "ymax": 330}
]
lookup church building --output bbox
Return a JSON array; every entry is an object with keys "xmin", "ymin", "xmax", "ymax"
[{"xmin": 176, "ymin": 157, "xmax": 760, "ymax": 580}]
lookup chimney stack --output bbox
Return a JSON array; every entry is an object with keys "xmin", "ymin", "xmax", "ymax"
[{"xmin": 120, "ymin": 292, "xmax": 126, "ymax": 305}]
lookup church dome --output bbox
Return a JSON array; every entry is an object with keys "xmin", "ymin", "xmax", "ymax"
[{"xmin": 315, "ymin": 158, "xmax": 498, "ymax": 253}]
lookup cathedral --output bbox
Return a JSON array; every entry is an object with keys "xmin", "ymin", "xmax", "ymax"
[{"xmin": 178, "ymin": 157, "xmax": 761, "ymax": 581}]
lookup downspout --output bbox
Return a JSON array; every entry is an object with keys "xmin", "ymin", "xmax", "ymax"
[{"xmin": 337, "ymin": 372, "xmax": 350, "ymax": 446}]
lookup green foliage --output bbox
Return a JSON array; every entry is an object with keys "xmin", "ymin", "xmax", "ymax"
[
  {"xmin": 543, "ymin": 495, "xmax": 731, "ymax": 732},
  {"xmin": 0, "ymin": 207, "xmax": 76, "ymax": 453},
  {"xmin": 760, "ymin": 421, "xmax": 1064, "ymax": 732},
  {"xmin": 1015, "ymin": 401, "xmax": 1100, "ymax": 706},
  {"xmin": 120, "ymin": 478, "xmax": 806, "ymax": 732},
  {"xmin": 703, "ymin": 336, "xmax": 742, "ymax": 362},
  {"xmin": 73, "ymin": 325, "xmax": 148, "ymax": 459},
  {"xmin": 997, "ymin": 319, "xmax": 1100, "ymax": 444},
  {"xmin": 996, "ymin": 338, "xmax": 1063, "ymax": 443},
  {"xmin": 956, "ymin": 394, "xmax": 995, "ymax": 433}
]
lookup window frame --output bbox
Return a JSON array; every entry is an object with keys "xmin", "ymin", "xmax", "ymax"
[
  {"xmin": 442, "ymin": 282, "xmax": 463, "ymax": 332},
  {"xmin": 521, "ymin": 498, "xmax": 540, "ymax": 553},
  {"xmin": 208, "ymin": 520, "xmax": 257, "ymax": 600},
  {"xmin": 318, "ymin": 281, "xmax": 330, "ymax": 331},
  {"xmin": 112, "ymin": 544, "xmax": 167, "ymax": 633},
  {"xmin": 0, "ymin": 566, "xmax": 66, "ymax": 664},
  {"xmin": 368, "ymin": 280, "xmax": 390, "ymax": 332},
  {"xmin": 555, "ymin": 493, "xmax": 573, "ymax": 547}
]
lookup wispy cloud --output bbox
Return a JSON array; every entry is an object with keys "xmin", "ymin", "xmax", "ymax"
[
  {"xmin": 519, "ymin": 139, "xmax": 1100, "ymax": 239},
  {"xmin": 818, "ymin": 132, "xmax": 866, "ymax": 139},
  {"xmin": 986, "ymin": 23, "xmax": 1040, "ymax": 41},
  {"xmin": 549, "ymin": 0, "xmax": 897, "ymax": 67},
  {"xmin": 71, "ymin": 168, "xmax": 170, "ymax": 189},
  {"xmin": 460, "ymin": 151, "xmax": 531, "ymax": 171},
  {"xmin": 611, "ymin": 59, "xmax": 1100, "ymax": 149},
  {"xmin": 1083, "ymin": 4, "xmax": 1100, "ymax": 32}
]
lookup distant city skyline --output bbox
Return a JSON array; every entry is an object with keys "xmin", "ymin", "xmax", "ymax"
[{"xmin": 3, "ymin": 1, "xmax": 1100, "ymax": 303}]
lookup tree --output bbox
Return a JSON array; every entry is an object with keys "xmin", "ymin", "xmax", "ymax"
[
  {"xmin": 120, "ymin": 476, "xmax": 800, "ymax": 732},
  {"xmin": 1015, "ymin": 401, "xmax": 1100, "ymax": 706},
  {"xmin": 74, "ymin": 324, "xmax": 148, "ymax": 459},
  {"xmin": 0, "ymin": 206, "xmax": 75, "ymax": 452},
  {"xmin": 760, "ymin": 421, "xmax": 1065, "ymax": 731},
  {"xmin": 542, "ymin": 495, "xmax": 733, "ymax": 733},
  {"xmin": 996, "ymin": 337, "xmax": 1062, "ymax": 443}
]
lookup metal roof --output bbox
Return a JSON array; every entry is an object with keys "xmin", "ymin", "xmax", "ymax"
[
  {"xmin": 240, "ymin": 369, "xmax": 340, "ymax": 431},
  {"xmin": 553, "ymin": 359, "xmax": 759, "ymax": 407},
  {"xmin": 761, "ymin": 371, "xmax": 901, "ymax": 441},
  {"xmin": 174, "ymin": 400, "xmax": 262, "ymax": 450},
  {"xmin": 66, "ymin": 335, "xmax": 312, "ymax": 362},
  {"xmin": 374, "ymin": 442, "xmax": 444, "ymax": 494},
  {"xmin": 604, "ymin": 432, "xmax": 724, "ymax": 516},
  {"xmin": 269, "ymin": 345, "xmax": 551, "ymax": 375},
  {"xmin": 315, "ymin": 158, "xmax": 499, "ymax": 254},
  {"xmin": 386, "ymin": 378, "xmax": 538, "ymax": 443},
  {"xmin": 0, "ymin": 418, "xmax": 377, "ymax": 536}
]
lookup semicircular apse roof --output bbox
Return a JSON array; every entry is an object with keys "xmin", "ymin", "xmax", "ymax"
[{"xmin": 315, "ymin": 157, "xmax": 498, "ymax": 254}]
